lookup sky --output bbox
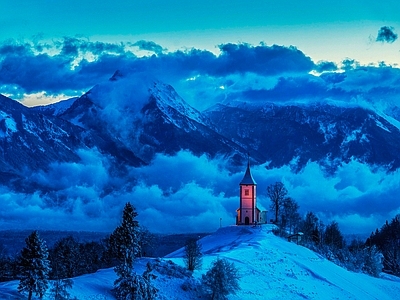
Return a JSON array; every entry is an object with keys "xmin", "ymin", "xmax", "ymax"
[
  {"xmin": 1, "ymin": 1, "xmax": 400, "ymax": 235},
  {"xmin": 0, "ymin": 0, "xmax": 399, "ymax": 106}
]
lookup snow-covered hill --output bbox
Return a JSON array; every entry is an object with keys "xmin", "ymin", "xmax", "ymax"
[{"xmin": 2, "ymin": 225, "xmax": 400, "ymax": 299}]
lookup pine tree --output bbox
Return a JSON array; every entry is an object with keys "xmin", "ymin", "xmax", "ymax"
[
  {"xmin": 114, "ymin": 262, "xmax": 158, "ymax": 300},
  {"xmin": 324, "ymin": 221, "xmax": 345, "ymax": 250},
  {"xmin": 141, "ymin": 262, "xmax": 158, "ymax": 300},
  {"xmin": 110, "ymin": 202, "xmax": 141, "ymax": 270},
  {"xmin": 49, "ymin": 236, "xmax": 78, "ymax": 300},
  {"xmin": 362, "ymin": 246, "xmax": 383, "ymax": 277},
  {"xmin": 50, "ymin": 236, "xmax": 80, "ymax": 278},
  {"xmin": 49, "ymin": 278, "xmax": 74, "ymax": 300},
  {"xmin": 18, "ymin": 231, "xmax": 51, "ymax": 300},
  {"xmin": 201, "ymin": 258, "xmax": 240, "ymax": 300},
  {"xmin": 111, "ymin": 202, "xmax": 142, "ymax": 299}
]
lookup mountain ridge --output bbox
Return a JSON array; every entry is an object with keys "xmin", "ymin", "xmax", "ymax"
[{"xmin": 1, "ymin": 71, "xmax": 400, "ymax": 193}]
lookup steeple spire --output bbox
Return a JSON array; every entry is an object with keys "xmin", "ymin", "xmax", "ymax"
[{"xmin": 240, "ymin": 154, "xmax": 257, "ymax": 185}]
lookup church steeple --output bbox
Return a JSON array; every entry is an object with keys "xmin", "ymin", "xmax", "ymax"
[
  {"xmin": 240, "ymin": 159, "xmax": 257, "ymax": 185},
  {"xmin": 236, "ymin": 156, "xmax": 259, "ymax": 225}
]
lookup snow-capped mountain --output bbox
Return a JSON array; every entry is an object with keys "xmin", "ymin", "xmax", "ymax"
[
  {"xmin": 59, "ymin": 71, "xmax": 245, "ymax": 164},
  {"xmin": 32, "ymin": 97, "xmax": 78, "ymax": 117},
  {"xmin": 204, "ymin": 102, "xmax": 400, "ymax": 172},
  {"xmin": 0, "ymin": 94, "xmax": 84, "ymax": 190},
  {"xmin": 2, "ymin": 71, "xmax": 400, "ymax": 192}
]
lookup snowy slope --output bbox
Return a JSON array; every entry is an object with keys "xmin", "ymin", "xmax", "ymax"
[
  {"xmin": 2, "ymin": 226, "xmax": 400, "ymax": 299},
  {"xmin": 32, "ymin": 97, "xmax": 78, "ymax": 117}
]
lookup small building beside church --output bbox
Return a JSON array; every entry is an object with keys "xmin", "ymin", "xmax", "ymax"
[{"xmin": 236, "ymin": 161, "xmax": 261, "ymax": 225}]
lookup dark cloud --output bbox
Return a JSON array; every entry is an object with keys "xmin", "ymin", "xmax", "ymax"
[
  {"xmin": 376, "ymin": 26, "xmax": 398, "ymax": 43},
  {"xmin": 238, "ymin": 75, "xmax": 350, "ymax": 103},
  {"xmin": 0, "ymin": 38, "xmax": 399, "ymax": 115},
  {"xmin": 54, "ymin": 37, "xmax": 128, "ymax": 58},
  {"xmin": 0, "ymin": 38, "xmax": 134, "ymax": 98},
  {"xmin": 320, "ymin": 72, "xmax": 346, "ymax": 84},
  {"xmin": 315, "ymin": 60, "xmax": 338, "ymax": 73},
  {"xmin": 132, "ymin": 40, "xmax": 165, "ymax": 55},
  {"xmin": 0, "ymin": 39, "xmax": 317, "ymax": 107},
  {"xmin": 215, "ymin": 43, "xmax": 315, "ymax": 76}
]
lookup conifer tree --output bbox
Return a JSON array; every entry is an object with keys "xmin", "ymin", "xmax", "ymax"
[
  {"xmin": 18, "ymin": 231, "xmax": 51, "ymax": 300},
  {"xmin": 50, "ymin": 236, "xmax": 80, "ymax": 278},
  {"xmin": 110, "ymin": 202, "xmax": 141, "ymax": 270},
  {"xmin": 111, "ymin": 202, "xmax": 143, "ymax": 299},
  {"xmin": 49, "ymin": 278, "xmax": 74, "ymax": 300},
  {"xmin": 141, "ymin": 262, "xmax": 158, "ymax": 300},
  {"xmin": 49, "ymin": 236, "xmax": 78, "ymax": 300},
  {"xmin": 324, "ymin": 221, "xmax": 345, "ymax": 250}
]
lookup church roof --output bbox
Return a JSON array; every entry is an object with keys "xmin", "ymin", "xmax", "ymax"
[{"xmin": 240, "ymin": 162, "xmax": 257, "ymax": 185}]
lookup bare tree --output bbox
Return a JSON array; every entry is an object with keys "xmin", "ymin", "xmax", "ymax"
[
  {"xmin": 267, "ymin": 182, "xmax": 288, "ymax": 224},
  {"xmin": 281, "ymin": 197, "xmax": 300, "ymax": 234},
  {"xmin": 184, "ymin": 238, "xmax": 202, "ymax": 271}
]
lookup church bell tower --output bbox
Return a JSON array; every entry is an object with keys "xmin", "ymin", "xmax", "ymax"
[{"xmin": 236, "ymin": 159, "xmax": 259, "ymax": 225}]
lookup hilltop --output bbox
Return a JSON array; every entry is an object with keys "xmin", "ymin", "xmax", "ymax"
[{"xmin": 2, "ymin": 225, "xmax": 400, "ymax": 299}]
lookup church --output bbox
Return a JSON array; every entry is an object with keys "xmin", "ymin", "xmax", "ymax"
[{"xmin": 236, "ymin": 160, "xmax": 262, "ymax": 225}]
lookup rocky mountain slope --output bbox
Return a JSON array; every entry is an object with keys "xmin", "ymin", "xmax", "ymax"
[
  {"xmin": 1, "ymin": 71, "xmax": 400, "ymax": 192},
  {"xmin": 205, "ymin": 102, "xmax": 400, "ymax": 172}
]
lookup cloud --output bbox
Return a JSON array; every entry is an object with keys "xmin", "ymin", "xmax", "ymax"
[
  {"xmin": 132, "ymin": 40, "xmax": 165, "ymax": 55},
  {"xmin": 1, "ymin": 149, "xmax": 399, "ymax": 235},
  {"xmin": 7, "ymin": 38, "xmax": 398, "ymax": 113},
  {"xmin": 376, "ymin": 26, "xmax": 398, "ymax": 43},
  {"xmin": 315, "ymin": 60, "xmax": 338, "ymax": 73},
  {"xmin": 0, "ymin": 38, "xmax": 133, "ymax": 99},
  {"xmin": 214, "ymin": 43, "xmax": 315, "ymax": 76},
  {"xmin": 0, "ymin": 39, "xmax": 315, "ymax": 106}
]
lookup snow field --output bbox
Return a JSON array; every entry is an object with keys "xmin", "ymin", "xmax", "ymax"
[{"xmin": 2, "ymin": 225, "xmax": 400, "ymax": 299}]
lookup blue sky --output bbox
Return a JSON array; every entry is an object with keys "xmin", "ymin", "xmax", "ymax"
[
  {"xmin": 3, "ymin": 1, "xmax": 400, "ymax": 61},
  {"xmin": 0, "ymin": 0, "xmax": 399, "ymax": 106}
]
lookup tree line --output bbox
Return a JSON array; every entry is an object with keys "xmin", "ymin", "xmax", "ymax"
[
  {"xmin": 0, "ymin": 202, "xmax": 158, "ymax": 299},
  {"xmin": 0, "ymin": 202, "xmax": 241, "ymax": 300},
  {"xmin": 267, "ymin": 181, "xmax": 384, "ymax": 277},
  {"xmin": 367, "ymin": 215, "xmax": 400, "ymax": 276}
]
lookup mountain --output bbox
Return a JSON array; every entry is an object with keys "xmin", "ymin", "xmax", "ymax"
[
  {"xmin": 32, "ymin": 97, "xmax": 78, "ymax": 117},
  {"xmin": 0, "ymin": 72, "xmax": 248, "ymax": 192},
  {"xmin": 204, "ymin": 102, "xmax": 400, "ymax": 172},
  {"xmin": 59, "ymin": 71, "xmax": 246, "ymax": 164},
  {"xmin": 2, "ymin": 226, "xmax": 400, "ymax": 299},
  {"xmin": 1, "ymin": 71, "xmax": 400, "ymax": 193},
  {"xmin": 0, "ymin": 94, "xmax": 84, "ymax": 190}
]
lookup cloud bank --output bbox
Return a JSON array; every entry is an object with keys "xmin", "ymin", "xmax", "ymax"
[
  {"xmin": 1, "ymin": 37, "xmax": 399, "ymax": 113},
  {"xmin": 0, "ymin": 149, "xmax": 398, "ymax": 235}
]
